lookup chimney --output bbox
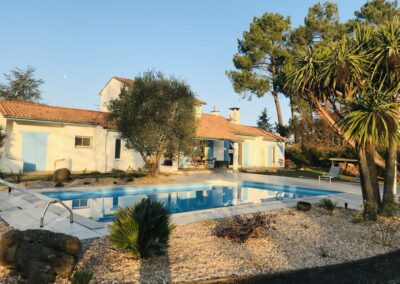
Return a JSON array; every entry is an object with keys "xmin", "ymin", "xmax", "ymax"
[
  {"xmin": 210, "ymin": 106, "xmax": 220, "ymax": 116},
  {"xmin": 229, "ymin": 107, "xmax": 240, "ymax": 124}
]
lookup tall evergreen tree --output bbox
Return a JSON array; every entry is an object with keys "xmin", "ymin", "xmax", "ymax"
[
  {"xmin": 355, "ymin": 0, "xmax": 399, "ymax": 24},
  {"xmin": 0, "ymin": 66, "xmax": 44, "ymax": 102},
  {"xmin": 226, "ymin": 13, "xmax": 291, "ymax": 128},
  {"xmin": 257, "ymin": 107, "xmax": 273, "ymax": 131}
]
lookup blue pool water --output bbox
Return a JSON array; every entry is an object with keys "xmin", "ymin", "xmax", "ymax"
[{"xmin": 42, "ymin": 181, "xmax": 340, "ymax": 222}]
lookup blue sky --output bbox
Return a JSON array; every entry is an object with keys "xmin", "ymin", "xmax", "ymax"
[{"xmin": 1, "ymin": 0, "xmax": 366, "ymax": 125}]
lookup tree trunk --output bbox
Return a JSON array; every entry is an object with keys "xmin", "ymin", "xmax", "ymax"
[
  {"xmin": 312, "ymin": 97, "xmax": 386, "ymax": 169},
  {"xmin": 357, "ymin": 146, "xmax": 376, "ymax": 203},
  {"xmin": 383, "ymin": 137, "xmax": 397, "ymax": 205},
  {"xmin": 365, "ymin": 143, "xmax": 382, "ymax": 208},
  {"xmin": 272, "ymin": 91, "xmax": 283, "ymax": 127}
]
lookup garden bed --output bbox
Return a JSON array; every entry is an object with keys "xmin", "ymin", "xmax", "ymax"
[{"xmin": 1, "ymin": 207, "xmax": 399, "ymax": 283}]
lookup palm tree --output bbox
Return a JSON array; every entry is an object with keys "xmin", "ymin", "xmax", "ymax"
[
  {"xmin": 340, "ymin": 92, "xmax": 400, "ymax": 210},
  {"xmin": 370, "ymin": 19, "xmax": 400, "ymax": 205}
]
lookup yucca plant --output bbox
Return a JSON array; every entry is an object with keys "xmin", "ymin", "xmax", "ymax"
[
  {"xmin": 108, "ymin": 198, "xmax": 175, "ymax": 258},
  {"xmin": 71, "ymin": 270, "xmax": 93, "ymax": 284},
  {"xmin": 319, "ymin": 198, "xmax": 338, "ymax": 214}
]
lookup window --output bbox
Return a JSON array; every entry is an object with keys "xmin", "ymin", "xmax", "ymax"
[
  {"xmin": 115, "ymin": 139, "xmax": 121, "ymax": 159},
  {"xmin": 72, "ymin": 199, "xmax": 89, "ymax": 209},
  {"xmin": 75, "ymin": 136, "xmax": 92, "ymax": 148}
]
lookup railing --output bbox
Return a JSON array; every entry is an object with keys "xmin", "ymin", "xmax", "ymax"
[
  {"xmin": 40, "ymin": 199, "xmax": 73, "ymax": 227},
  {"xmin": 0, "ymin": 178, "xmax": 74, "ymax": 228}
]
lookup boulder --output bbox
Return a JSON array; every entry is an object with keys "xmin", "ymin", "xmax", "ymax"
[
  {"xmin": 297, "ymin": 201, "xmax": 312, "ymax": 212},
  {"xmin": 53, "ymin": 168, "xmax": 71, "ymax": 183},
  {"xmin": 0, "ymin": 229, "xmax": 81, "ymax": 283}
]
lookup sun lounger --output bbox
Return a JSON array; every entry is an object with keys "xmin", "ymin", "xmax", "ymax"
[{"xmin": 319, "ymin": 166, "xmax": 341, "ymax": 183}]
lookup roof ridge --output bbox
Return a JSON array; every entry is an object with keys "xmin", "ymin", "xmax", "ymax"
[{"xmin": 0, "ymin": 100, "xmax": 106, "ymax": 115}]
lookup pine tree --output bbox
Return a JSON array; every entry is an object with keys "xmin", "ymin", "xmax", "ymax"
[{"xmin": 257, "ymin": 107, "xmax": 273, "ymax": 131}]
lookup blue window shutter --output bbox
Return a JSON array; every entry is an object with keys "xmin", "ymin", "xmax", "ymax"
[
  {"xmin": 208, "ymin": 140, "xmax": 214, "ymax": 159},
  {"xmin": 224, "ymin": 140, "xmax": 230, "ymax": 161}
]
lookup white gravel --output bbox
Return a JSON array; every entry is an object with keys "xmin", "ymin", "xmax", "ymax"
[{"xmin": 1, "ymin": 207, "xmax": 399, "ymax": 283}]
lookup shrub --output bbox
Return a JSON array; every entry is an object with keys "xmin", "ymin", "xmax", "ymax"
[
  {"xmin": 54, "ymin": 182, "xmax": 64, "ymax": 187},
  {"xmin": 214, "ymin": 212, "xmax": 276, "ymax": 243},
  {"xmin": 352, "ymin": 210, "xmax": 364, "ymax": 223},
  {"xmin": 381, "ymin": 198, "xmax": 400, "ymax": 217},
  {"xmin": 319, "ymin": 198, "xmax": 337, "ymax": 214},
  {"xmin": 71, "ymin": 270, "xmax": 93, "ymax": 284},
  {"xmin": 108, "ymin": 198, "xmax": 174, "ymax": 258},
  {"xmin": 371, "ymin": 217, "xmax": 400, "ymax": 247},
  {"xmin": 364, "ymin": 200, "xmax": 378, "ymax": 221}
]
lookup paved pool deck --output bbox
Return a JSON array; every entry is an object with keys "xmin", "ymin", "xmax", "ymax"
[{"xmin": 0, "ymin": 172, "xmax": 395, "ymax": 240}]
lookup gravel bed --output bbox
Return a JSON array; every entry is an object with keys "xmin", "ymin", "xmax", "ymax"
[
  {"xmin": 74, "ymin": 207, "xmax": 399, "ymax": 283},
  {"xmin": 1, "ymin": 207, "xmax": 399, "ymax": 283}
]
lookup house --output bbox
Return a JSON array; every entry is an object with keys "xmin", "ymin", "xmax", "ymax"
[{"xmin": 0, "ymin": 77, "xmax": 286, "ymax": 173}]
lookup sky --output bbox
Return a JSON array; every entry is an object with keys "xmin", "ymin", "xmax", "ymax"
[{"xmin": 1, "ymin": 0, "xmax": 367, "ymax": 126}]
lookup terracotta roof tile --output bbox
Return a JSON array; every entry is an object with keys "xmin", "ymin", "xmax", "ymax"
[
  {"xmin": 197, "ymin": 113, "xmax": 286, "ymax": 142},
  {"xmin": 0, "ymin": 100, "xmax": 285, "ymax": 142},
  {"xmin": 0, "ymin": 100, "xmax": 112, "ymax": 128}
]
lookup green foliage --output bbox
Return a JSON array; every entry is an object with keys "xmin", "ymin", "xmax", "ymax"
[
  {"xmin": 364, "ymin": 200, "xmax": 378, "ymax": 221},
  {"xmin": 54, "ymin": 182, "xmax": 64, "ymax": 187},
  {"xmin": 108, "ymin": 198, "xmax": 175, "ymax": 258},
  {"xmin": 226, "ymin": 12, "xmax": 291, "ymax": 126},
  {"xmin": 257, "ymin": 107, "xmax": 273, "ymax": 131},
  {"xmin": 381, "ymin": 198, "xmax": 400, "ymax": 217},
  {"xmin": 319, "ymin": 198, "xmax": 338, "ymax": 214},
  {"xmin": 355, "ymin": 0, "xmax": 400, "ymax": 25},
  {"xmin": 108, "ymin": 71, "xmax": 197, "ymax": 177},
  {"xmin": 339, "ymin": 92, "xmax": 400, "ymax": 147},
  {"xmin": 285, "ymin": 144, "xmax": 355, "ymax": 169},
  {"xmin": 71, "ymin": 270, "xmax": 93, "ymax": 284},
  {"xmin": 352, "ymin": 210, "xmax": 364, "ymax": 223},
  {"xmin": 274, "ymin": 123, "xmax": 290, "ymax": 137},
  {"xmin": 0, "ymin": 66, "xmax": 43, "ymax": 102}
]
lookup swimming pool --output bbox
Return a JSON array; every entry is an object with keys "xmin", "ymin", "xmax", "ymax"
[{"xmin": 41, "ymin": 181, "xmax": 340, "ymax": 222}]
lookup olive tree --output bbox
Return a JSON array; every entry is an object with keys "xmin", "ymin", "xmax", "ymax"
[{"xmin": 108, "ymin": 71, "xmax": 197, "ymax": 177}]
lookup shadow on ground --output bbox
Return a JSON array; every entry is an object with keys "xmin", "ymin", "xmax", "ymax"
[{"xmin": 195, "ymin": 249, "xmax": 400, "ymax": 284}]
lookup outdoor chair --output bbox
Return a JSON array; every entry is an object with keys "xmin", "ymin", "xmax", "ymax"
[{"xmin": 318, "ymin": 166, "xmax": 341, "ymax": 183}]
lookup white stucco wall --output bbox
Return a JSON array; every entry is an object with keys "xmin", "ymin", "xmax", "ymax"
[
  {"xmin": 99, "ymin": 79, "xmax": 124, "ymax": 112},
  {"xmin": 241, "ymin": 138, "xmax": 285, "ymax": 168},
  {"xmin": 0, "ymin": 116, "xmax": 144, "ymax": 173}
]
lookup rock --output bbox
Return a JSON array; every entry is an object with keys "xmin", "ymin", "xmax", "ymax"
[
  {"xmin": 0, "ymin": 229, "xmax": 81, "ymax": 283},
  {"xmin": 297, "ymin": 201, "xmax": 312, "ymax": 212},
  {"xmin": 53, "ymin": 168, "xmax": 71, "ymax": 183}
]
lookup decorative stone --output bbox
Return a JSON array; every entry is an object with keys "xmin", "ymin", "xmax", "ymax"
[
  {"xmin": 53, "ymin": 168, "xmax": 71, "ymax": 183},
  {"xmin": 0, "ymin": 229, "xmax": 81, "ymax": 283},
  {"xmin": 297, "ymin": 201, "xmax": 312, "ymax": 212}
]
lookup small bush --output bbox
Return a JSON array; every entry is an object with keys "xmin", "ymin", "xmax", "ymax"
[
  {"xmin": 352, "ymin": 210, "xmax": 364, "ymax": 223},
  {"xmin": 364, "ymin": 200, "xmax": 378, "ymax": 221},
  {"xmin": 381, "ymin": 198, "xmax": 400, "ymax": 217},
  {"xmin": 214, "ymin": 212, "xmax": 276, "ymax": 243},
  {"xmin": 319, "ymin": 198, "xmax": 337, "ymax": 214},
  {"xmin": 371, "ymin": 217, "xmax": 400, "ymax": 247},
  {"xmin": 108, "ymin": 198, "xmax": 174, "ymax": 258},
  {"xmin": 71, "ymin": 270, "xmax": 93, "ymax": 284},
  {"xmin": 54, "ymin": 182, "xmax": 64, "ymax": 187}
]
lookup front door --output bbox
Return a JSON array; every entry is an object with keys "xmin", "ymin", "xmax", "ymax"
[{"xmin": 22, "ymin": 132, "xmax": 48, "ymax": 171}]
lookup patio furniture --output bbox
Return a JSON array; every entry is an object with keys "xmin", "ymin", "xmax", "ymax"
[{"xmin": 319, "ymin": 166, "xmax": 341, "ymax": 182}]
